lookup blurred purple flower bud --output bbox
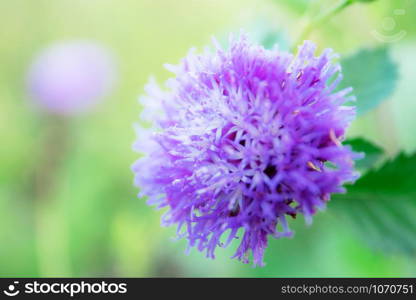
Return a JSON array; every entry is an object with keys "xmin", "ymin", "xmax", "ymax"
[{"xmin": 26, "ymin": 41, "xmax": 117, "ymax": 115}]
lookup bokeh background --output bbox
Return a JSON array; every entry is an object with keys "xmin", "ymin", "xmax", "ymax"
[{"xmin": 1, "ymin": 0, "xmax": 415, "ymax": 277}]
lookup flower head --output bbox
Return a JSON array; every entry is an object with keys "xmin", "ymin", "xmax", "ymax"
[
  {"xmin": 133, "ymin": 35, "xmax": 359, "ymax": 266},
  {"xmin": 27, "ymin": 41, "xmax": 117, "ymax": 115}
]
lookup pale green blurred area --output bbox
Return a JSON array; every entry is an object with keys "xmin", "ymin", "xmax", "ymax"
[{"xmin": 0, "ymin": 0, "xmax": 415, "ymax": 277}]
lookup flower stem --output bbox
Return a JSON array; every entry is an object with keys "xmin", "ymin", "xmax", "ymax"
[
  {"xmin": 294, "ymin": 0, "xmax": 353, "ymax": 48},
  {"xmin": 33, "ymin": 116, "xmax": 72, "ymax": 276}
]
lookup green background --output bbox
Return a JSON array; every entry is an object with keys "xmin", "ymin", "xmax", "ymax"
[{"xmin": 0, "ymin": 0, "xmax": 415, "ymax": 277}]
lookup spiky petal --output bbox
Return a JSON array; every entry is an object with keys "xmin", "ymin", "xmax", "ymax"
[{"xmin": 133, "ymin": 35, "xmax": 360, "ymax": 266}]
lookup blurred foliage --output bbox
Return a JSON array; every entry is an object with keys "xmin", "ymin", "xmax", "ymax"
[
  {"xmin": 331, "ymin": 154, "xmax": 416, "ymax": 256},
  {"xmin": 0, "ymin": 0, "xmax": 415, "ymax": 277},
  {"xmin": 339, "ymin": 47, "xmax": 398, "ymax": 116},
  {"xmin": 353, "ymin": 0, "xmax": 378, "ymax": 3},
  {"xmin": 250, "ymin": 19, "xmax": 291, "ymax": 50},
  {"xmin": 346, "ymin": 138, "xmax": 384, "ymax": 170}
]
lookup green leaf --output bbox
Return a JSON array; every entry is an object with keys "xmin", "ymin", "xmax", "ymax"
[
  {"xmin": 345, "ymin": 138, "xmax": 384, "ymax": 170},
  {"xmin": 250, "ymin": 19, "xmax": 290, "ymax": 51},
  {"xmin": 339, "ymin": 47, "xmax": 398, "ymax": 116},
  {"xmin": 330, "ymin": 153, "xmax": 416, "ymax": 255},
  {"xmin": 260, "ymin": 31, "xmax": 289, "ymax": 51}
]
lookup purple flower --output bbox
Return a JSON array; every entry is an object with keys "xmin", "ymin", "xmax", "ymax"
[
  {"xmin": 133, "ymin": 35, "xmax": 360, "ymax": 266},
  {"xmin": 27, "ymin": 41, "xmax": 117, "ymax": 115}
]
